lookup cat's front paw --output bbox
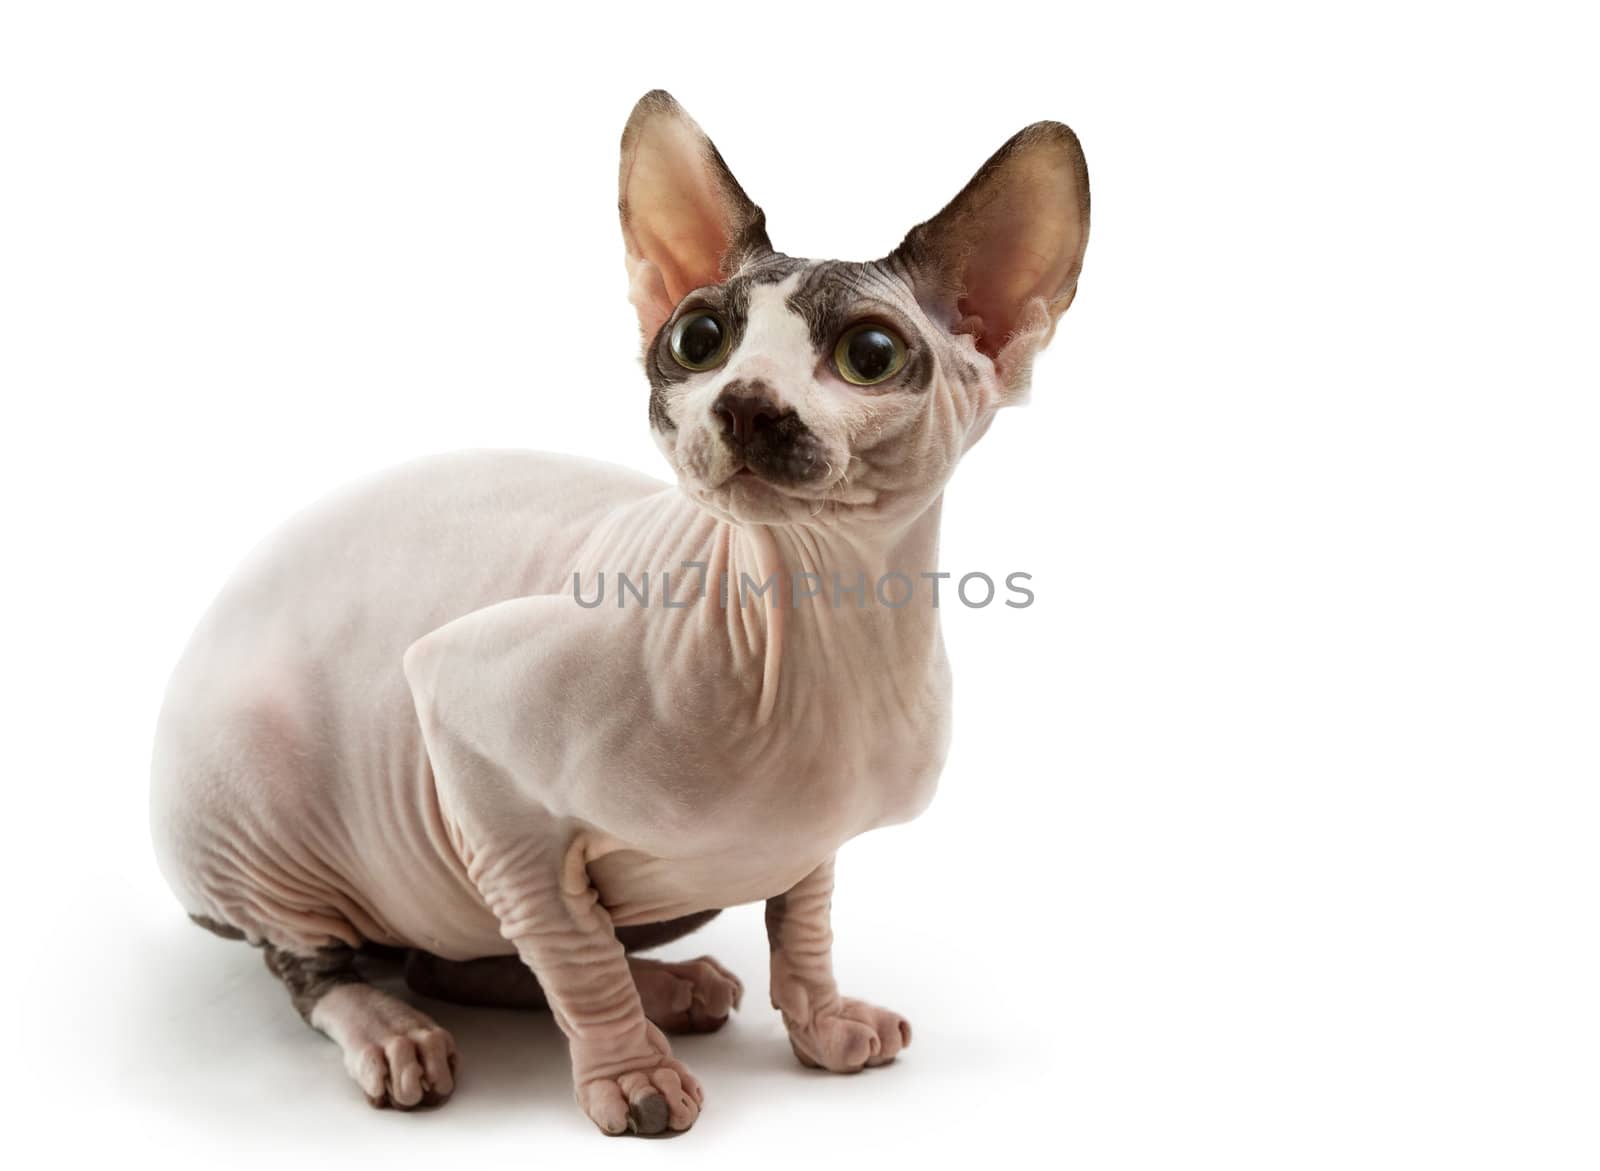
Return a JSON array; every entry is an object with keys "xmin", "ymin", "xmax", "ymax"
[
  {"xmin": 784, "ymin": 998, "xmax": 911, "ymax": 1073},
  {"xmin": 577, "ymin": 1055, "xmax": 703, "ymax": 1136}
]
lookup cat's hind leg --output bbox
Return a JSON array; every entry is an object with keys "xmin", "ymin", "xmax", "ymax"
[{"xmin": 264, "ymin": 940, "xmax": 459, "ymax": 1109}]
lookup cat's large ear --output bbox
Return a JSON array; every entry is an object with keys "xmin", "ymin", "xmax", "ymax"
[
  {"xmin": 619, "ymin": 90, "xmax": 771, "ymax": 339},
  {"xmin": 889, "ymin": 122, "xmax": 1090, "ymax": 395}
]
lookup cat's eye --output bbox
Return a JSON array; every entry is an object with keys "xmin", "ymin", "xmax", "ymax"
[
  {"xmin": 669, "ymin": 310, "xmax": 732, "ymax": 371},
  {"xmin": 834, "ymin": 323, "xmax": 907, "ymax": 386}
]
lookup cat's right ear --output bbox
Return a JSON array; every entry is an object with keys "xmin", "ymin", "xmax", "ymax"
[
  {"xmin": 888, "ymin": 121, "xmax": 1089, "ymax": 397},
  {"xmin": 619, "ymin": 91, "xmax": 771, "ymax": 339}
]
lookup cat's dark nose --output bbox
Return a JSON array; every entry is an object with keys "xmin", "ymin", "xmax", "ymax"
[
  {"xmin": 709, "ymin": 378, "xmax": 826, "ymax": 485},
  {"xmin": 712, "ymin": 387, "xmax": 784, "ymax": 446}
]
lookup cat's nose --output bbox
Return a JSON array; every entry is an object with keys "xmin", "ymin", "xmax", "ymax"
[{"xmin": 712, "ymin": 387, "xmax": 784, "ymax": 446}]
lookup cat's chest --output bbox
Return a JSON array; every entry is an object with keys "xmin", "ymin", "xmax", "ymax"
[
  {"xmin": 649, "ymin": 673, "xmax": 948, "ymax": 830},
  {"xmin": 581, "ymin": 697, "xmax": 950, "ymax": 924},
  {"xmin": 587, "ymin": 845, "xmax": 817, "ymax": 926}
]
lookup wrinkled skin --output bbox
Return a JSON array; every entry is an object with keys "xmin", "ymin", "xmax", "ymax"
[{"xmin": 151, "ymin": 90, "xmax": 1090, "ymax": 1135}]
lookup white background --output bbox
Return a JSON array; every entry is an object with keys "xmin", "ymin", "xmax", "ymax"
[{"xmin": 3, "ymin": 2, "xmax": 1596, "ymax": 1167}]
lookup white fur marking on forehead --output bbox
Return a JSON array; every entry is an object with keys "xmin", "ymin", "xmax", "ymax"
[{"xmin": 723, "ymin": 273, "xmax": 815, "ymax": 390}]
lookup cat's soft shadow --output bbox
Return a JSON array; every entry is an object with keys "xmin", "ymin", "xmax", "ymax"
[{"xmin": 111, "ymin": 903, "xmax": 831, "ymax": 1146}]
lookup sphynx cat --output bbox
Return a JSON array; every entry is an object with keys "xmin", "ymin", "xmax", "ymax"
[{"xmin": 150, "ymin": 90, "xmax": 1090, "ymax": 1135}]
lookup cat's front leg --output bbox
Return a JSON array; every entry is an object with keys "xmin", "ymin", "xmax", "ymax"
[
  {"xmin": 473, "ymin": 831, "xmax": 704, "ymax": 1135},
  {"xmin": 765, "ymin": 857, "xmax": 912, "ymax": 1073}
]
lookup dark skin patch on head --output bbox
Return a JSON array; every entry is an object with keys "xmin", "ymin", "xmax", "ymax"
[
  {"xmin": 646, "ymin": 282, "xmax": 750, "ymax": 434},
  {"xmin": 784, "ymin": 260, "xmax": 935, "ymax": 394},
  {"xmin": 645, "ymin": 314, "xmax": 690, "ymax": 433},
  {"xmin": 900, "ymin": 344, "xmax": 934, "ymax": 393},
  {"xmin": 741, "ymin": 252, "xmax": 808, "ymax": 285},
  {"xmin": 645, "ymin": 253, "xmax": 811, "ymax": 433},
  {"xmin": 714, "ymin": 253, "xmax": 810, "ymax": 323}
]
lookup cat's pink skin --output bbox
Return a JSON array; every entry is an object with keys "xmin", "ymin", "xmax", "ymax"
[{"xmin": 151, "ymin": 90, "xmax": 1088, "ymax": 1134}]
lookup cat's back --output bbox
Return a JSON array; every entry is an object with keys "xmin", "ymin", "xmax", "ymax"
[
  {"xmin": 149, "ymin": 448, "xmax": 667, "ymax": 950},
  {"xmin": 164, "ymin": 447, "xmax": 665, "ymax": 701}
]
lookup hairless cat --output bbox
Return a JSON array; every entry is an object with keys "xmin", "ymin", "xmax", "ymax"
[{"xmin": 151, "ymin": 90, "xmax": 1090, "ymax": 1135}]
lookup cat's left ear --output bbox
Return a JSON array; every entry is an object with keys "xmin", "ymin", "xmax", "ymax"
[
  {"xmin": 888, "ymin": 121, "xmax": 1090, "ymax": 397},
  {"xmin": 619, "ymin": 90, "xmax": 771, "ymax": 339}
]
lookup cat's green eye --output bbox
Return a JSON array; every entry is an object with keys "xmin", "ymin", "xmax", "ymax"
[
  {"xmin": 669, "ymin": 310, "xmax": 732, "ymax": 371},
  {"xmin": 834, "ymin": 323, "xmax": 907, "ymax": 386}
]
